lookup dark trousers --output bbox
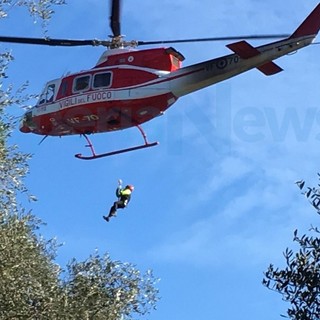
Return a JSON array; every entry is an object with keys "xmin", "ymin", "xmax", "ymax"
[{"xmin": 108, "ymin": 200, "xmax": 126, "ymax": 217}]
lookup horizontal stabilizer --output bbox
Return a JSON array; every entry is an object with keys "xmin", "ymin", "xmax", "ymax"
[
  {"xmin": 257, "ymin": 62, "xmax": 283, "ymax": 75},
  {"xmin": 227, "ymin": 40, "xmax": 260, "ymax": 59},
  {"xmin": 227, "ymin": 40, "xmax": 283, "ymax": 76}
]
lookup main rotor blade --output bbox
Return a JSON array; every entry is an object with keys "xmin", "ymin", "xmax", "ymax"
[
  {"xmin": 0, "ymin": 33, "xmax": 291, "ymax": 48},
  {"xmin": 137, "ymin": 34, "xmax": 291, "ymax": 46},
  {"xmin": 0, "ymin": 36, "xmax": 109, "ymax": 47},
  {"xmin": 110, "ymin": 0, "xmax": 121, "ymax": 37}
]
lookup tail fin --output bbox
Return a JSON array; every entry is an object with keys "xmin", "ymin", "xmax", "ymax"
[{"xmin": 290, "ymin": 3, "xmax": 320, "ymax": 38}]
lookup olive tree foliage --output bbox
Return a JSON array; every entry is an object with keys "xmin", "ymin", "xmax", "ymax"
[
  {"xmin": 0, "ymin": 214, "xmax": 62, "ymax": 319},
  {"xmin": 60, "ymin": 254, "xmax": 159, "ymax": 319},
  {"xmin": 263, "ymin": 178, "xmax": 320, "ymax": 320},
  {"xmin": 0, "ymin": 2, "xmax": 160, "ymax": 319},
  {"xmin": 263, "ymin": 228, "xmax": 320, "ymax": 320},
  {"xmin": 0, "ymin": 0, "xmax": 66, "ymax": 30},
  {"xmin": 0, "ymin": 0, "xmax": 67, "ymax": 213},
  {"xmin": 0, "ymin": 53, "xmax": 33, "ymax": 216},
  {"xmin": 0, "ymin": 211, "xmax": 159, "ymax": 319}
]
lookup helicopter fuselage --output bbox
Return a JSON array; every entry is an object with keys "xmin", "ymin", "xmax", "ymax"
[
  {"xmin": 20, "ymin": 47, "xmax": 184, "ymax": 136},
  {"xmin": 19, "ymin": 33, "xmax": 316, "ymax": 137},
  {"xmin": 13, "ymin": 1, "xmax": 320, "ymax": 159}
]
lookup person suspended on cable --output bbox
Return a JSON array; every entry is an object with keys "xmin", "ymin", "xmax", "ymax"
[{"xmin": 103, "ymin": 179, "xmax": 134, "ymax": 222}]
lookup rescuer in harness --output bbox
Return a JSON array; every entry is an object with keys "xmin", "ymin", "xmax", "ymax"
[{"xmin": 103, "ymin": 179, "xmax": 134, "ymax": 222}]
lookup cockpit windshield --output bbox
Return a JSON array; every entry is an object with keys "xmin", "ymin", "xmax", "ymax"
[{"xmin": 38, "ymin": 79, "xmax": 60, "ymax": 105}]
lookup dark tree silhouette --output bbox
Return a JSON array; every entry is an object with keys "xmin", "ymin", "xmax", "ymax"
[{"xmin": 263, "ymin": 177, "xmax": 320, "ymax": 320}]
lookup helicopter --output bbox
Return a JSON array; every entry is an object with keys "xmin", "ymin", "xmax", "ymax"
[{"xmin": 2, "ymin": 1, "xmax": 320, "ymax": 159}]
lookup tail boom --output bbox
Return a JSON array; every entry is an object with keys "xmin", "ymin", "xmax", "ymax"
[{"xmin": 168, "ymin": 3, "xmax": 320, "ymax": 97}]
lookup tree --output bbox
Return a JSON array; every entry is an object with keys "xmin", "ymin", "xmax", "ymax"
[
  {"xmin": 0, "ymin": 0, "xmax": 66, "ymax": 29},
  {"xmin": 0, "ymin": 212, "xmax": 159, "ymax": 319},
  {"xmin": 263, "ymin": 178, "xmax": 320, "ymax": 320},
  {"xmin": 263, "ymin": 229, "xmax": 320, "ymax": 320},
  {"xmin": 0, "ymin": 214, "xmax": 62, "ymax": 319},
  {"xmin": 60, "ymin": 254, "xmax": 159, "ymax": 319},
  {"xmin": 0, "ymin": 2, "xmax": 159, "ymax": 319}
]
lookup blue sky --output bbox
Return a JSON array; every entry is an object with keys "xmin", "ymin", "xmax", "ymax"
[{"xmin": 2, "ymin": 0, "xmax": 320, "ymax": 319}]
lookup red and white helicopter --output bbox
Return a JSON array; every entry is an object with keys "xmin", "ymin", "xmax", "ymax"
[{"xmin": 4, "ymin": 1, "xmax": 320, "ymax": 159}]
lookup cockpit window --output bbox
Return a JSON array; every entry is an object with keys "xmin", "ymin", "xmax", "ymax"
[
  {"xmin": 73, "ymin": 75, "xmax": 91, "ymax": 92},
  {"xmin": 93, "ymin": 72, "xmax": 112, "ymax": 88},
  {"xmin": 39, "ymin": 83, "xmax": 56, "ymax": 104}
]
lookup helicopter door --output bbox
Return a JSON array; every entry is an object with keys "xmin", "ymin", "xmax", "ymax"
[{"xmin": 38, "ymin": 80, "xmax": 59, "ymax": 105}]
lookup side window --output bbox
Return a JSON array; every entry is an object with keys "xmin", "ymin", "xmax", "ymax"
[
  {"xmin": 46, "ymin": 84, "xmax": 55, "ymax": 102},
  {"xmin": 93, "ymin": 72, "xmax": 112, "ymax": 88},
  {"xmin": 73, "ymin": 75, "xmax": 91, "ymax": 92},
  {"xmin": 39, "ymin": 83, "xmax": 55, "ymax": 104}
]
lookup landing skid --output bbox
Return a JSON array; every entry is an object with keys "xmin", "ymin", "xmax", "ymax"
[{"xmin": 75, "ymin": 125, "xmax": 158, "ymax": 160}]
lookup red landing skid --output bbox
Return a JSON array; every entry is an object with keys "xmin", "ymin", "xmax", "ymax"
[{"xmin": 75, "ymin": 125, "xmax": 158, "ymax": 160}]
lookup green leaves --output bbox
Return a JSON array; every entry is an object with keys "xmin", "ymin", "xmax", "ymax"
[
  {"xmin": 0, "ymin": 214, "xmax": 62, "ymax": 319},
  {"xmin": 60, "ymin": 253, "xmax": 160, "ymax": 319},
  {"xmin": 264, "ymin": 177, "xmax": 320, "ymax": 320},
  {"xmin": 0, "ymin": 52, "xmax": 33, "ymax": 216},
  {"xmin": 263, "ymin": 229, "xmax": 320, "ymax": 320},
  {"xmin": 0, "ymin": 1, "xmax": 67, "ymax": 32},
  {"xmin": 0, "ymin": 212, "xmax": 160, "ymax": 319}
]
